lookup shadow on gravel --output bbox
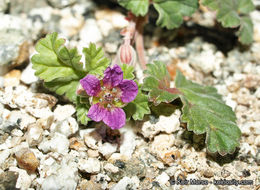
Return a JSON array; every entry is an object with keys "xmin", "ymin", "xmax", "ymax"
[
  {"xmin": 181, "ymin": 130, "xmax": 206, "ymax": 151},
  {"xmin": 181, "ymin": 130, "xmax": 239, "ymax": 165},
  {"xmin": 207, "ymin": 149, "xmax": 240, "ymax": 166}
]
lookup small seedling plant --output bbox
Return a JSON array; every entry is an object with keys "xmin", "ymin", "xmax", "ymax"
[
  {"xmin": 116, "ymin": 0, "xmax": 255, "ymax": 67},
  {"xmin": 32, "ymin": 32, "xmax": 241, "ymax": 156}
]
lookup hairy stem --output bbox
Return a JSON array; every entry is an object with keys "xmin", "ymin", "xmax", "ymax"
[{"xmin": 135, "ymin": 16, "xmax": 148, "ymax": 69}]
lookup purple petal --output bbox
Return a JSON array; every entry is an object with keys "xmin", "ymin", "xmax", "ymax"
[
  {"xmin": 87, "ymin": 103, "xmax": 106, "ymax": 122},
  {"xmin": 80, "ymin": 75, "xmax": 101, "ymax": 96},
  {"xmin": 103, "ymin": 108, "xmax": 126, "ymax": 130},
  {"xmin": 103, "ymin": 65, "xmax": 123, "ymax": 87},
  {"xmin": 119, "ymin": 80, "xmax": 138, "ymax": 103}
]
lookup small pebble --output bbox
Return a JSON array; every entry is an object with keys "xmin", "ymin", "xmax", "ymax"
[
  {"xmin": 15, "ymin": 148, "xmax": 39, "ymax": 173},
  {"xmin": 4, "ymin": 70, "xmax": 21, "ymax": 87}
]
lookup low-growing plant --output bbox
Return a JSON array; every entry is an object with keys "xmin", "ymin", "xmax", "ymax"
[
  {"xmin": 116, "ymin": 0, "xmax": 255, "ymax": 67},
  {"xmin": 32, "ymin": 32, "xmax": 241, "ymax": 156}
]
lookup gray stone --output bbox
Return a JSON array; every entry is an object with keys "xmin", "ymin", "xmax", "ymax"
[
  {"xmin": 9, "ymin": 0, "xmax": 48, "ymax": 15},
  {"xmin": 0, "ymin": 171, "xmax": 19, "ymax": 190},
  {"xmin": 9, "ymin": 167, "xmax": 32, "ymax": 190},
  {"xmin": 0, "ymin": 29, "xmax": 27, "ymax": 67}
]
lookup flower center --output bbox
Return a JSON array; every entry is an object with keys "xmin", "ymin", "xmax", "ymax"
[
  {"xmin": 93, "ymin": 86, "xmax": 123, "ymax": 109},
  {"xmin": 103, "ymin": 92, "xmax": 113, "ymax": 102}
]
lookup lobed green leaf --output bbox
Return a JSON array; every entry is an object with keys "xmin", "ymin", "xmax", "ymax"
[
  {"xmin": 45, "ymin": 80, "xmax": 79, "ymax": 103},
  {"xmin": 238, "ymin": 0, "xmax": 255, "ymax": 14},
  {"xmin": 120, "ymin": 64, "xmax": 135, "ymax": 80},
  {"xmin": 117, "ymin": 0, "xmax": 149, "ymax": 16},
  {"xmin": 237, "ymin": 16, "xmax": 254, "ymax": 45},
  {"xmin": 31, "ymin": 32, "xmax": 86, "ymax": 102},
  {"xmin": 142, "ymin": 61, "xmax": 179, "ymax": 105},
  {"xmin": 175, "ymin": 70, "xmax": 241, "ymax": 155},
  {"xmin": 76, "ymin": 97, "xmax": 91, "ymax": 125},
  {"xmin": 83, "ymin": 43, "xmax": 110, "ymax": 77},
  {"xmin": 202, "ymin": 0, "xmax": 254, "ymax": 44},
  {"xmin": 153, "ymin": 0, "xmax": 198, "ymax": 29}
]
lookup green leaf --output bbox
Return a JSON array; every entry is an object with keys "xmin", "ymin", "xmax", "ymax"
[
  {"xmin": 31, "ymin": 32, "xmax": 86, "ymax": 102},
  {"xmin": 202, "ymin": 0, "xmax": 254, "ymax": 44},
  {"xmin": 214, "ymin": 0, "xmax": 241, "ymax": 27},
  {"xmin": 175, "ymin": 70, "xmax": 241, "ymax": 155},
  {"xmin": 76, "ymin": 97, "xmax": 91, "ymax": 125},
  {"xmin": 202, "ymin": 0, "xmax": 254, "ymax": 23},
  {"xmin": 142, "ymin": 61, "xmax": 179, "ymax": 105},
  {"xmin": 124, "ymin": 83, "xmax": 150, "ymax": 121},
  {"xmin": 117, "ymin": 0, "xmax": 149, "ymax": 16},
  {"xmin": 153, "ymin": 0, "xmax": 198, "ymax": 29},
  {"xmin": 238, "ymin": 0, "xmax": 255, "ymax": 14},
  {"xmin": 83, "ymin": 43, "xmax": 110, "ymax": 77},
  {"xmin": 45, "ymin": 80, "xmax": 79, "ymax": 103},
  {"xmin": 237, "ymin": 16, "xmax": 253, "ymax": 45},
  {"xmin": 120, "ymin": 64, "xmax": 135, "ymax": 80}
]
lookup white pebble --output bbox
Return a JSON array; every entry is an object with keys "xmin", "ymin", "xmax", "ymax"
[
  {"xmin": 104, "ymin": 163, "xmax": 119, "ymax": 173},
  {"xmin": 20, "ymin": 63, "xmax": 38, "ymax": 84},
  {"xmin": 78, "ymin": 158, "xmax": 100, "ymax": 174},
  {"xmin": 41, "ymin": 159, "xmax": 78, "ymax": 190},
  {"xmin": 26, "ymin": 124, "xmax": 43, "ymax": 146},
  {"xmin": 79, "ymin": 19, "xmax": 102, "ymax": 46},
  {"xmin": 111, "ymin": 177, "xmax": 137, "ymax": 190},
  {"xmin": 97, "ymin": 19, "xmax": 113, "ymax": 36},
  {"xmin": 156, "ymin": 172, "xmax": 170, "ymax": 186},
  {"xmin": 84, "ymin": 130, "xmax": 102, "ymax": 150},
  {"xmin": 119, "ymin": 123, "xmax": 136, "ymax": 157},
  {"xmin": 51, "ymin": 117, "xmax": 78, "ymax": 137},
  {"xmin": 38, "ymin": 132, "xmax": 69, "ymax": 155},
  {"xmin": 141, "ymin": 110, "xmax": 181, "ymax": 139},
  {"xmin": 0, "ymin": 149, "xmax": 11, "ymax": 165},
  {"xmin": 53, "ymin": 104, "xmax": 76, "ymax": 122},
  {"xmin": 98, "ymin": 142, "xmax": 117, "ymax": 158}
]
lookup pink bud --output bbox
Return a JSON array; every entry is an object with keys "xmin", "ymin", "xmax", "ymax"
[{"xmin": 118, "ymin": 43, "xmax": 136, "ymax": 66}]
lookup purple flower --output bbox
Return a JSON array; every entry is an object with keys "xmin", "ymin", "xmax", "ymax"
[{"xmin": 79, "ymin": 65, "xmax": 138, "ymax": 129}]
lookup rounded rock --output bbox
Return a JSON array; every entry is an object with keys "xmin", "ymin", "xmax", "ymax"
[{"xmin": 15, "ymin": 148, "xmax": 39, "ymax": 173}]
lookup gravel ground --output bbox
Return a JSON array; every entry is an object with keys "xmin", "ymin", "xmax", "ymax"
[{"xmin": 0, "ymin": 0, "xmax": 259, "ymax": 189}]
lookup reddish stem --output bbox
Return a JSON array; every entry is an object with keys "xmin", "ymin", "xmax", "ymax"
[
  {"xmin": 135, "ymin": 16, "xmax": 148, "ymax": 69},
  {"xmin": 135, "ymin": 28, "xmax": 146, "ymax": 69},
  {"xmin": 164, "ymin": 87, "xmax": 182, "ymax": 95}
]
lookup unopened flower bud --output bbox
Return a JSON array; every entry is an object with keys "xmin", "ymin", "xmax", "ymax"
[
  {"xmin": 117, "ymin": 43, "xmax": 136, "ymax": 66},
  {"xmin": 76, "ymin": 83, "xmax": 87, "ymax": 96}
]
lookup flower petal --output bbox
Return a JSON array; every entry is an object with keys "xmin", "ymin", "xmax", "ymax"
[
  {"xmin": 80, "ymin": 75, "xmax": 101, "ymax": 96},
  {"xmin": 103, "ymin": 108, "xmax": 126, "ymax": 130},
  {"xmin": 119, "ymin": 79, "xmax": 138, "ymax": 103},
  {"xmin": 103, "ymin": 65, "xmax": 123, "ymax": 87},
  {"xmin": 87, "ymin": 103, "xmax": 106, "ymax": 122}
]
